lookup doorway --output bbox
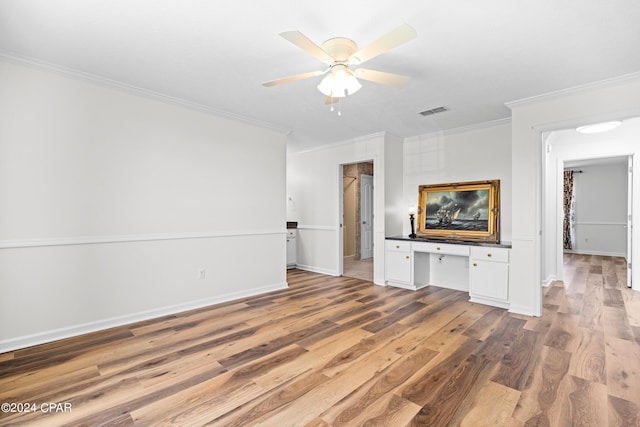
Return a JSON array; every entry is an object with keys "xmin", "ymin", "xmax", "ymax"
[
  {"xmin": 342, "ymin": 161, "xmax": 374, "ymax": 281},
  {"xmin": 541, "ymin": 117, "xmax": 638, "ymax": 291},
  {"xmin": 563, "ymin": 157, "xmax": 631, "ymax": 286}
]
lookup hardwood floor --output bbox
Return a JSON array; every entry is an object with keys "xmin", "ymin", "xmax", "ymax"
[
  {"xmin": 1, "ymin": 253, "xmax": 638, "ymax": 426},
  {"xmin": 342, "ymin": 257, "xmax": 373, "ymax": 282}
]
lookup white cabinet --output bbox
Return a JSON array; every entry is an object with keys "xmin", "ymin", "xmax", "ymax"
[
  {"xmin": 384, "ymin": 238, "xmax": 511, "ymax": 310},
  {"xmin": 286, "ymin": 229, "xmax": 297, "ymax": 269},
  {"xmin": 469, "ymin": 247, "xmax": 509, "ymax": 308},
  {"xmin": 384, "ymin": 240, "xmax": 412, "ymax": 287}
]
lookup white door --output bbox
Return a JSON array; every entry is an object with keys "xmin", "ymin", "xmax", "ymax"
[
  {"xmin": 361, "ymin": 174, "xmax": 374, "ymax": 259},
  {"xmin": 627, "ymin": 156, "xmax": 633, "ymax": 288}
]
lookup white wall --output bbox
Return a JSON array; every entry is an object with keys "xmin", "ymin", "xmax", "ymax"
[
  {"xmin": 570, "ymin": 162, "xmax": 628, "ymax": 256},
  {"xmin": 286, "ymin": 132, "xmax": 403, "ymax": 284},
  {"xmin": 403, "ymin": 121, "xmax": 513, "ymax": 241},
  {"xmin": 509, "ymin": 74, "xmax": 640, "ymax": 316},
  {"xmin": 0, "ymin": 60, "xmax": 288, "ymax": 351}
]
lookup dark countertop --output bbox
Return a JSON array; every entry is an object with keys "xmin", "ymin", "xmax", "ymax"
[{"xmin": 386, "ymin": 235, "xmax": 512, "ymax": 249}]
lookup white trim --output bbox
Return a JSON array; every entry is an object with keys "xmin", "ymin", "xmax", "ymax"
[
  {"xmin": 506, "ymin": 72, "xmax": 640, "ymax": 109},
  {"xmin": 338, "ymin": 164, "xmax": 345, "ymax": 277},
  {"xmin": 0, "ymin": 281, "xmax": 288, "ymax": 353},
  {"xmin": 0, "ymin": 51, "xmax": 290, "ymax": 136},
  {"xmin": 533, "ymin": 127, "xmax": 544, "ymax": 317},
  {"xmin": 0, "ymin": 229, "xmax": 285, "ymax": 249},
  {"xmin": 542, "ymin": 274, "xmax": 557, "ymax": 287},
  {"xmin": 295, "ymin": 264, "xmax": 340, "ymax": 276},
  {"xmin": 564, "ymin": 249, "xmax": 627, "ymax": 257},
  {"xmin": 404, "ymin": 118, "xmax": 512, "ymax": 143},
  {"xmin": 290, "ymin": 131, "xmax": 387, "ymax": 155},
  {"xmin": 574, "ymin": 221, "xmax": 627, "ymax": 226},
  {"xmin": 508, "ymin": 304, "xmax": 538, "ymax": 317},
  {"xmin": 469, "ymin": 296, "xmax": 510, "ymax": 310},
  {"xmin": 296, "ymin": 225, "xmax": 339, "ymax": 231}
]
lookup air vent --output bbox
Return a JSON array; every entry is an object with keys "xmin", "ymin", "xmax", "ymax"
[{"xmin": 419, "ymin": 106, "xmax": 448, "ymax": 116}]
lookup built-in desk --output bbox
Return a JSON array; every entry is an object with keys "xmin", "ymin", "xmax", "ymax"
[{"xmin": 385, "ymin": 236, "xmax": 512, "ymax": 309}]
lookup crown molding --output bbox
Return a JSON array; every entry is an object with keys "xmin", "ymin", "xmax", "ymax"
[
  {"xmin": 289, "ymin": 131, "xmax": 387, "ymax": 155},
  {"xmin": 0, "ymin": 50, "xmax": 291, "ymax": 135},
  {"xmin": 404, "ymin": 117, "xmax": 511, "ymax": 143},
  {"xmin": 505, "ymin": 71, "xmax": 640, "ymax": 109}
]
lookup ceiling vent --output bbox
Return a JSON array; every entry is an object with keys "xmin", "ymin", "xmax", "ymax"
[{"xmin": 419, "ymin": 106, "xmax": 448, "ymax": 116}]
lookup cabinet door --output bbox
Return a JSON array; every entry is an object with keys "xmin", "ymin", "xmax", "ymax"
[
  {"xmin": 286, "ymin": 237, "xmax": 296, "ymax": 266},
  {"xmin": 386, "ymin": 251, "xmax": 412, "ymax": 284},
  {"xmin": 470, "ymin": 260, "xmax": 508, "ymax": 300}
]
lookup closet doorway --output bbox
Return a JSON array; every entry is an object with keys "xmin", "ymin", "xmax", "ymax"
[{"xmin": 342, "ymin": 161, "xmax": 374, "ymax": 281}]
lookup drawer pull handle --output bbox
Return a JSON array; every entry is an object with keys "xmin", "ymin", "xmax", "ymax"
[
  {"xmin": 436, "ymin": 247, "xmax": 441, "ymax": 251},
  {"xmin": 396, "ymin": 245, "xmax": 400, "ymax": 249},
  {"xmin": 473, "ymin": 263, "xmax": 477, "ymax": 267},
  {"xmin": 405, "ymin": 255, "xmax": 410, "ymax": 259},
  {"xmin": 487, "ymin": 253, "xmax": 492, "ymax": 257}
]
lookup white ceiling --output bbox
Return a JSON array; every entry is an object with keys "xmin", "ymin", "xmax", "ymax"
[{"xmin": 1, "ymin": 0, "xmax": 639, "ymax": 151}]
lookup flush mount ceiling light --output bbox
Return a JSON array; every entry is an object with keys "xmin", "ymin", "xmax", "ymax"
[{"xmin": 576, "ymin": 121, "xmax": 622, "ymax": 134}]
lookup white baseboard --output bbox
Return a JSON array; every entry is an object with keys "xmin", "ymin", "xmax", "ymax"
[
  {"xmin": 295, "ymin": 264, "xmax": 340, "ymax": 277},
  {"xmin": 542, "ymin": 274, "xmax": 557, "ymax": 287},
  {"xmin": 564, "ymin": 249, "xmax": 626, "ymax": 257},
  {"xmin": 0, "ymin": 282, "xmax": 288, "ymax": 353},
  {"xmin": 509, "ymin": 304, "xmax": 540, "ymax": 317}
]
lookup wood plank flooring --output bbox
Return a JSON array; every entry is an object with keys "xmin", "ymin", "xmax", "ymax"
[{"xmin": 1, "ymin": 253, "xmax": 638, "ymax": 426}]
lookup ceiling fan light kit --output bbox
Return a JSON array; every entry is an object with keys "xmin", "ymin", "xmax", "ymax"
[
  {"xmin": 317, "ymin": 64, "xmax": 362, "ymax": 97},
  {"xmin": 263, "ymin": 23, "xmax": 417, "ymax": 108}
]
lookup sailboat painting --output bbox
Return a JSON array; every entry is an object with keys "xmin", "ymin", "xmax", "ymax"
[
  {"xmin": 428, "ymin": 190, "xmax": 488, "ymax": 231},
  {"xmin": 417, "ymin": 180, "xmax": 500, "ymax": 243}
]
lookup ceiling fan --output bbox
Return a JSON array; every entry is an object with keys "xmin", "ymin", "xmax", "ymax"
[{"xmin": 262, "ymin": 23, "xmax": 417, "ymax": 103}]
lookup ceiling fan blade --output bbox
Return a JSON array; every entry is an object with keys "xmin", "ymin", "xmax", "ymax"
[
  {"xmin": 279, "ymin": 31, "xmax": 335, "ymax": 65},
  {"xmin": 325, "ymin": 96, "xmax": 340, "ymax": 105},
  {"xmin": 353, "ymin": 68, "xmax": 409, "ymax": 87},
  {"xmin": 348, "ymin": 23, "xmax": 417, "ymax": 65},
  {"xmin": 262, "ymin": 70, "xmax": 325, "ymax": 87}
]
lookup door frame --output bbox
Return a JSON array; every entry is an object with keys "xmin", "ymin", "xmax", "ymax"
[
  {"xmin": 628, "ymin": 155, "xmax": 633, "ymax": 287},
  {"xmin": 537, "ymin": 113, "xmax": 640, "ymax": 305},
  {"xmin": 337, "ymin": 158, "xmax": 375, "ymax": 277},
  {"xmin": 360, "ymin": 173, "xmax": 374, "ymax": 259}
]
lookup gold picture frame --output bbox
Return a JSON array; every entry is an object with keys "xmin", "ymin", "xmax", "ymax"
[{"xmin": 417, "ymin": 180, "xmax": 500, "ymax": 243}]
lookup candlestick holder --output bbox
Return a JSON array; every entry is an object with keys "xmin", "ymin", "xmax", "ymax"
[{"xmin": 409, "ymin": 214, "xmax": 417, "ymax": 238}]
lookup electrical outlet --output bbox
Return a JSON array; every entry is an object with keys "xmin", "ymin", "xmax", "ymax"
[{"xmin": 198, "ymin": 268, "xmax": 206, "ymax": 279}]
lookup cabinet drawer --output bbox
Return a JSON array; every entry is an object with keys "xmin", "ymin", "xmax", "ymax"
[
  {"xmin": 412, "ymin": 241, "xmax": 470, "ymax": 256},
  {"xmin": 287, "ymin": 230, "xmax": 297, "ymax": 238},
  {"xmin": 470, "ymin": 247, "xmax": 509, "ymax": 263},
  {"xmin": 386, "ymin": 240, "xmax": 411, "ymax": 252}
]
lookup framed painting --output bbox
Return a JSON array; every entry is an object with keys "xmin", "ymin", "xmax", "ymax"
[{"xmin": 417, "ymin": 180, "xmax": 500, "ymax": 243}]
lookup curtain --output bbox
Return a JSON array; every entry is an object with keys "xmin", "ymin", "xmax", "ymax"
[{"xmin": 563, "ymin": 170, "xmax": 575, "ymax": 250}]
